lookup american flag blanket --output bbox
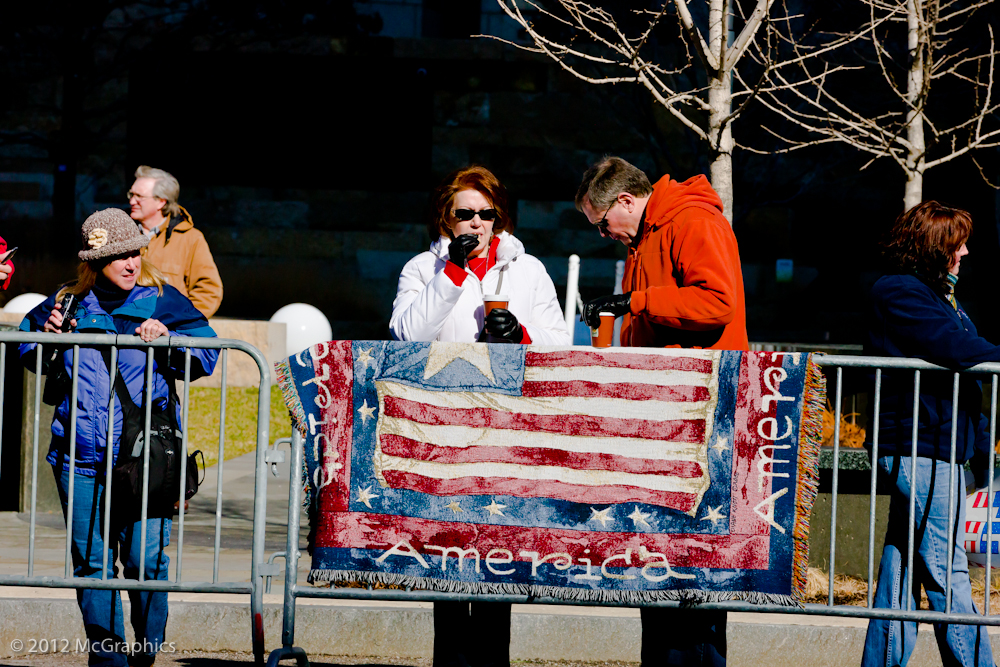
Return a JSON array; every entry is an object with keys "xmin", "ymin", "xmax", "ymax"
[{"xmin": 276, "ymin": 341, "xmax": 825, "ymax": 605}]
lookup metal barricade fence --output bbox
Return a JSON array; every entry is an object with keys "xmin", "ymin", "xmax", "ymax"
[
  {"xmin": 0, "ymin": 331, "xmax": 273, "ymax": 664},
  {"xmin": 265, "ymin": 353, "xmax": 1000, "ymax": 667}
]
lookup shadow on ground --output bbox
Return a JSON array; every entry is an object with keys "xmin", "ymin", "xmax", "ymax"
[{"xmin": 1, "ymin": 652, "xmax": 637, "ymax": 667}]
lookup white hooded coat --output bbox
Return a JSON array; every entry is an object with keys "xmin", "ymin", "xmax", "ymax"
[{"xmin": 390, "ymin": 231, "xmax": 571, "ymax": 345}]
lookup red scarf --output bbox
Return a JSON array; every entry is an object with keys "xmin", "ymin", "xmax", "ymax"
[{"xmin": 467, "ymin": 236, "xmax": 499, "ymax": 280}]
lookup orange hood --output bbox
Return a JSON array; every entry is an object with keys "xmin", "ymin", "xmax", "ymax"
[
  {"xmin": 644, "ymin": 174, "xmax": 724, "ymax": 232},
  {"xmin": 621, "ymin": 173, "xmax": 747, "ymax": 350}
]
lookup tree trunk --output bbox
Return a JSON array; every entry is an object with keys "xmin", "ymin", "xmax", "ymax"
[
  {"xmin": 903, "ymin": 168, "xmax": 923, "ymax": 212},
  {"xmin": 903, "ymin": 0, "xmax": 926, "ymax": 212},
  {"xmin": 708, "ymin": 81, "xmax": 735, "ymax": 225},
  {"xmin": 707, "ymin": 0, "xmax": 735, "ymax": 225}
]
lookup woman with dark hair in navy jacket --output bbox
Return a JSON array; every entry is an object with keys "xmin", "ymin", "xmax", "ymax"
[{"xmin": 862, "ymin": 201, "xmax": 996, "ymax": 667}]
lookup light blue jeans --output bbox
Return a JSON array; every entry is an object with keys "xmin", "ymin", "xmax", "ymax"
[
  {"xmin": 861, "ymin": 456, "xmax": 994, "ymax": 667},
  {"xmin": 53, "ymin": 466, "xmax": 171, "ymax": 667}
]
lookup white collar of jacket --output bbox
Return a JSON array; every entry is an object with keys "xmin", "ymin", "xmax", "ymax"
[{"xmin": 428, "ymin": 230, "xmax": 524, "ymax": 270}]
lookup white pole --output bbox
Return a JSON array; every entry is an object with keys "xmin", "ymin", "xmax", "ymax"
[
  {"xmin": 564, "ymin": 254, "xmax": 581, "ymax": 341},
  {"xmin": 612, "ymin": 260, "xmax": 625, "ymax": 346}
]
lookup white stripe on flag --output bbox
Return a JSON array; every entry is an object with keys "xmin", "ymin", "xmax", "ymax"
[
  {"xmin": 379, "ymin": 381, "xmax": 711, "ymax": 422},
  {"xmin": 376, "ymin": 454, "xmax": 708, "ymax": 494},
  {"xmin": 381, "ymin": 416, "xmax": 706, "ymax": 460},
  {"xmin": 527, "ymin": 345, "xmax": 721, "ymax": 361},
  {"xmin": 523, "ymin": 365, "xmax": 712, "ymax": 386}
]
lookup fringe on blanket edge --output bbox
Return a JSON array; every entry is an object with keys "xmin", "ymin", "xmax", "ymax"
[
  {"xmin": 792, "ymin": 355, "xmax": 827, "ymax": 605},
  {"xmin": 307, "ymin": 569, "xmax": 797, "ymax": 607},
  {"xmin": 275, "ymin": 358, "xmax": 308, "ymax": 434},
  {"xmin": 274, "ymin": 357, "xmax": 313, "ymax": 510}
]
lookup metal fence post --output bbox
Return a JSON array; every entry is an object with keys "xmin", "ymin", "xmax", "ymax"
[
  {"xmin": 265, "ymin": 429, "xmax": 309, "ymax": 667},
  {"xmin": 246, "ymin": 343, "xmax": 272, "ymax": 666}
]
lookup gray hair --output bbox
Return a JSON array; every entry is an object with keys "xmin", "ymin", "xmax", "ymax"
[
  {"xmin": 135, "ymin": 165, "xmax": 181, "ymax": 218},
  {"xmin": 575, "ymin": 156, "xmax": 653, "ymax": 211}
]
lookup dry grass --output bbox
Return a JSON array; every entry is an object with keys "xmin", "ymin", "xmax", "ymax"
[
  {"xmin": 805, "ymin": 566, "xmax": 1000, "ymax": 612},
  {"xmin": 803, "ymin": 567, "xmax": 870, "ymax": 605},
  {"xmin": 823, "ymin": 407, "xmax": 867, "ymax": 448},
  {"xmin": 184, "ymin": 386, "xmax": 292, "ymax": 468},
  {"xmin": 970, "ymin": 567, "xmax": 1000, "ymax": 611},
  {"xmin": 333, "ymin": 581, "xmax": 405, "ymax": 590}
]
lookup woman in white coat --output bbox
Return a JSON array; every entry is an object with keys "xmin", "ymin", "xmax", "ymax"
[
  {"xmin": 390, "ymin": 165, "xmax": 570, "ymax": 667},
  {"xmin": 391, "ymin": 166, "xmax": 570, "ymax": 347}
]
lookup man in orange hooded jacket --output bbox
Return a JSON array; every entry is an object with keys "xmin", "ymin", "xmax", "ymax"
[
  {"xmin": 579, "ymin": 156, "xmax": 747, "ymax": 350},
  {"xmin": 578, "ymin": 156, "xmax": 749, "ymax": 666}
]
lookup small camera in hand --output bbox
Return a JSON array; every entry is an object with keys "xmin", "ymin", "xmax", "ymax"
[
  {"xmin": 41, "ymin": 293, "xmax": 79, "ymax": 406},
  {"xmin": 58, "ymin": 293, "xmax": 78, "ymax": 332}
]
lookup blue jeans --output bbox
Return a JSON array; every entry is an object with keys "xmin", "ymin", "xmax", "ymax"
[
  {"xmin": 53, "ymin": 466, "xmax": 171, "ymax": 667},
  {"xmin": 862, "ymin": 456, "xmax": 993, "ymax": 667}
]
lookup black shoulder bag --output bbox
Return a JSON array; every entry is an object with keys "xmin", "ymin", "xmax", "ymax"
[{"xmin": 105, "ymin": 354, "xmax": 204, "ymax": 519}]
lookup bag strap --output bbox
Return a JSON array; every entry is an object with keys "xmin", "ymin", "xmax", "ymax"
[
  {"xmin": 100, "ymin": 348, "xmax": 140, "ymax": 413},
  {"xmin": 99, "ymin": 347, "xmax": 182, "ymax": 430}
]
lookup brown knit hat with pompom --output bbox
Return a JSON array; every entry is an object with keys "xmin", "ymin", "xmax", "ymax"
[{"xmin": 78, "ymin": 208, "xmax": 149, "ymax": 261}]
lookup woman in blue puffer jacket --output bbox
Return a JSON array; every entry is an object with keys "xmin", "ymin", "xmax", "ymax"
[{"xmin": 19, "ymin": 208, "xmax": 218, "ymax": 667}]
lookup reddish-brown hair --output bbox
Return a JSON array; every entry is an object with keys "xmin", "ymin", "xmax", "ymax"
[
  {"xmin": 881, "ymin": 200, "xmax": 972, "ymax": 294},
  {"xmin": 427, "ymin": 165, "xmax": 511, "ymax": 241}
]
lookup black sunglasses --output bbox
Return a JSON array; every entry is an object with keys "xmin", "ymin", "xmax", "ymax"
[{"xmin": 453, "ymin": 208, "xmax": 498, "ymax": 222}]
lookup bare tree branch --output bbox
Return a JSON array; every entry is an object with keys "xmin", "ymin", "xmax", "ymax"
[
  {"xmin": 724, "ymin": 0, "xmax": 773, "ymax": 71},
  {"xmin": 754, "ymin": 0, "xmax": 1000, "ymax": 208},
  {"xmin": 670, "ymin": 0, "xmax": 716, "ymax": 70}
]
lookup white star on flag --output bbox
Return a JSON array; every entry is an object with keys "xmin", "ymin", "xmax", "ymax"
[
  {"xmin": 700, "ymin": 505, "xmax": 727, "ymax": 526},
  {"xmin": 482, "ymin": 499, "xmax": 506, "ymax": 516},
  {"xmin": 357, "ymin": 399, "xmax": 376, "ymax": 425},
  {"xmin": 356, "ymin": 485, "xmax": 379, "ymax": 509},
  {"xmin": 711, "ymin": 436, "xmax": 729, "ymax": 456},
  {"xmin": 356, "ymin": 347, "xmax": 375, "ymax": 371},
  {"xmin": 589, "ymin": 506, "xmax": 614, "ymax": 527},
  {"xmin": 423, "ymin": 342, "xmax": 495, "ymax": 383},
  {"xmin": 445, "ymin": 500, "xmax": 463, "ymax": 513},
  {"xmin": 627, "ymin": 506, "xmax": 652, "ymax": 529}
]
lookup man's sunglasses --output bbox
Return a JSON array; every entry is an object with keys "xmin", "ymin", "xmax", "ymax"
[{"xmin": 453, "ymin": 208, "xmax": 498, "ymax": 222}]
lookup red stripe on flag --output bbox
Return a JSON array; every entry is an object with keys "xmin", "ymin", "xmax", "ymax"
[
  {"xmin": 522, "ymin": 380, "xmax": 710, "ymax": 402},
  {"xmin": 316, "ymin": 511, "xmax": 768, "ymax": 569},
  {"xmin": 382, "ymin": 470, "xmax": 698, "ymax": 512},
  {"xmin": 384, "ymin": 396, "xmax": 706, "ymax": 443},
  {"xmin": 380, "ymin": 434, "xmax": 705, "ymax": 478},
  {"xmin": 525, "ymin": 351, "xmax": 713, "ymax": 373},
  {"xmin": 313, "ymin": 340, "xmax": 354, "ymax": 513}
]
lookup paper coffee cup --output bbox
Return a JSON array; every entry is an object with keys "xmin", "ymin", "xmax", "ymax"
[
  {"xmin": 483, "ymin": 294, "xmax": 510, "ymax": 317},
  {"xmin": 591, "ymin": 312, "xmax": 616, "ymax": 348}
]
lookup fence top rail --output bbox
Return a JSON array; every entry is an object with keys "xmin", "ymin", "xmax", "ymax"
[
  {"xmin": 813, "ymin": 354, "xmax": 1000, "ymax": 375},
  {"xmin": 0, "ymin": 331, "xmax": 270, "ymax": 388},
  {"xmin": 0, "ymin": 330, "xmax": 252, "ymax": 352}
]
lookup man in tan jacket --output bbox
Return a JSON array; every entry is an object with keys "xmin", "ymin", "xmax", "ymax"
[{"xmin": 128, "ymin": 165, "xmax": 223, "ymax": 317}]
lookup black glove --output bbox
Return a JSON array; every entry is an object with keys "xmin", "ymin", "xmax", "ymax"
[
  {"xmin": 485, "ymin": 308, "xmax": 524, "ymax": 343},
  {"xmin": 448, "ymin": 233, "xmax": 480, "ymax": 269},
  {"xmin": 582, "ymin": 292, "xmax": 632, "ymax": 328}
]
